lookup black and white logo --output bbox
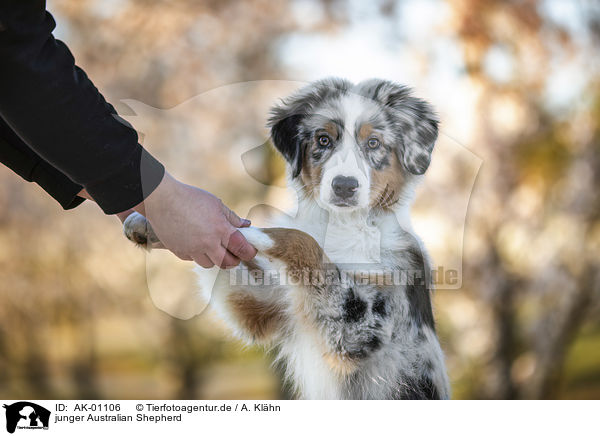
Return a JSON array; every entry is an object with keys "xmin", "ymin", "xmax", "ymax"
[{"xmin": 2, "ymin": 402, "xmax": 50, "ymax": 434}]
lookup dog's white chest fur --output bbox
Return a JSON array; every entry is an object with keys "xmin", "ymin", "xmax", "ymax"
[{"xmin": 323, "ymin": 219, "xmax": 381, "ymax": 264}]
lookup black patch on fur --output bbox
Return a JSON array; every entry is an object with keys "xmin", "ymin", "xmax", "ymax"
[
  {"xmin": 394, "ymin": 375, "xmax": 440, "ymax": 400},
  {"xmin": 406, "ymin": 284, "xmax": 435, "ymax": 330},
  {"xmin": 343, "ymin": 290, "xmax": 367, "ymax": 322},
  {"xmin": 347, "ymin": 333, "xmax": 383, "ymax": 360},
  {"xmin": 347, "ymin": 349, "xmax": 368, "ymax": 359},
  {"xmin": 270, "ymin": 113, "xmax": 305, "ymax": 178},
  {"xmin": 404, "ymin": 245, "xmax": 435, "ymax": 330},
  {"xmin": 372, "ymin": 294, "xmax": 388, "ymax": 317},
  {"xmin": 366, "ymin": 335, "xmax": 382, "ymax": 352}
]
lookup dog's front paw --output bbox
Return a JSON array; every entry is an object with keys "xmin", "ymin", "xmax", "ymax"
[
  {"xmin": 123, "ymin": 212, "xmax": 160, "ymax": 247},
  {"xmin": 238, "ymin": 227, "xmax": 274, "ymax": 252}
]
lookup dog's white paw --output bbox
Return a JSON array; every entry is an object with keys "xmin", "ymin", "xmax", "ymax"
[{"xmin": 238, "ymin": 227, "xmax": 274, "ymax": 252}]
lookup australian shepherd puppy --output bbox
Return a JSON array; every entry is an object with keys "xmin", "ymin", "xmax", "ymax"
[{"xmin": 124, "ymin": 78, "xmax": 450, "ymax": 400}]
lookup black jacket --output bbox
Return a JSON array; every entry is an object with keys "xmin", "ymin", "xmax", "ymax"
[{"xmin": 0, "ymin": 0, "xmax": 164, "ymax": 213}]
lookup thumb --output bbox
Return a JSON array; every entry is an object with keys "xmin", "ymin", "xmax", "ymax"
[{"xmin": 223, "ymin": 205, "xmax": 251, "ymax": 228}]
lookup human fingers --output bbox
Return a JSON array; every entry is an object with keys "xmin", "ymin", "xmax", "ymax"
[
  {"xmin": 220, "ymin": 247, "xmax": 241, "ymax": 269},
  {"xmin": 207, "ymin": 245, "xmax": 240, "ymax": 269},
  {"xmin": 223, "ymin": 204, "xmax": 251, "ymax": 228},
  {"xmin": 224, "ymin": 228, "xmax": 257, "ymax": 261},
  {"xmin": 193, "ymin": 253, "xmax": 215, "ymax": 268}
]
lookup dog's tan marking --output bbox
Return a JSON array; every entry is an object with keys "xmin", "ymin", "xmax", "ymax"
[
  {"xmin": 227, "ymin": 292, "xmax": 286, "ymax": 342},
  {"xmin": 299, "ymin": 121, "xmax": 338, "ymax": 197},
  {"xmin": 323, "ymin": 121, "xmax": 339, "ymax": 139},
  {"xmin": 369, "ymin": 153, "xmax": 405, "ymax": 210},
  {"xmin": 357, "ymin": 122, "xmax": 374, "ymax": 142},
  {"xmin": 323, "ymin": 352, "xmax": 359, "ymax": 376},
  {"xmin": 262, "ymin": 228, "xmax": 328, "ymax": 282},
  {"xmin": 300, "ymin": 151, "xmax": 323, "ymax": 198}
]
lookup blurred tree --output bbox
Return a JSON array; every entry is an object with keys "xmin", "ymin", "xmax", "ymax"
[{"xmin": 448, "ymin": 0, "xmax": 600, "ymax": 399}]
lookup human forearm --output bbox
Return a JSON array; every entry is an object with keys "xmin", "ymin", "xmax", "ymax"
[{"xmin": 0, "ymin": 1, "xmax": 164, "ymax": 214}]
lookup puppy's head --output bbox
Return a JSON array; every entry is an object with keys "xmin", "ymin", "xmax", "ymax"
[{"xmin": 268, "ymin": 78, "xmax": 438, "ymax": 212}]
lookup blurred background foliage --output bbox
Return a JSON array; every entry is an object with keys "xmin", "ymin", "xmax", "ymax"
[{"xmin": 0, "ymin": 0, "xmax": 599, "ymax": 399}]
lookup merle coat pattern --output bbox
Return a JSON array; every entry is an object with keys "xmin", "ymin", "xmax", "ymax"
[{"xmin": 124, "ymin": 78, "xmax": 450, "ymax": 400}]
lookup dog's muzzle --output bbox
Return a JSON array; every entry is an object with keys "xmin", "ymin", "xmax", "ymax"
[{"xmin": 331, "ymin": 175, "xmax": 359, "ymax": 206}]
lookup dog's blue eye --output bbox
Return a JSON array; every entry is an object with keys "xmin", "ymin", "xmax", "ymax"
[
  {"xmin": 318, "ymin": 136, "xmax": 330, "ymax": 147},
  {"xmin": 368, "ymin": 138, "xmax": 380, "ymax": 149}
]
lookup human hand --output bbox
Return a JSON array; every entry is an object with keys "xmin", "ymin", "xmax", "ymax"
[{"xmin": 133, "ymin": 172, "xmax": 257, "ymax": 268}]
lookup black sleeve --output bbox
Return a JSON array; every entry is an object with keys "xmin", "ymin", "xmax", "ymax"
[
  {"xmin": 0, "ymin": 115, "xmax": 85, "ymax": 210},
  {"xmin": 0, "ymin": 0, "xmax": 165, "ymax": 214}
]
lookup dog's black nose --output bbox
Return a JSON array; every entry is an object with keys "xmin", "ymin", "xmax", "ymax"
[{"xmin": 332, "ymin": 176, "xmax": 359, "ymax": 199}]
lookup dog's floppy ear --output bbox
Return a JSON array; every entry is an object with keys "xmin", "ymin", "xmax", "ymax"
[
  {"xmin": 388, "ymin": 85, "xmax": 438, "ymax": 175},
  {"xmin": 365, "ymin": 81, "xmax": 439, "ymax": 175},
  {"xmin": 268, "ymin": 108, "xmax": 305, "ymax": 178}
]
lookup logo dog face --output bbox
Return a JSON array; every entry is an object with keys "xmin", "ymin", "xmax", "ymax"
[
  {"xmin": 3, "ymin": 402, "xmax": 50, "ymax": 434},
  {"xmin": 268, "ymin": 78, "xmax": 439, "ymax": 212}
]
